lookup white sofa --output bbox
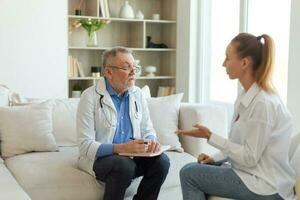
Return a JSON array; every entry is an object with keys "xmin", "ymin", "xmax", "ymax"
[
  {"xmin": 0, "ymin": 94, "xmax": 231, "ymax": 200},
  {"xmin": 0, "ymin": 95, "xmax": 299, "ymax": 200}
]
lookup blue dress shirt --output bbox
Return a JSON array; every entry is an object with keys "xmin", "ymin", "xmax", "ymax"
[{"xmin": 96, "ymin": 79, "xmax": 134, "ymax": 157}]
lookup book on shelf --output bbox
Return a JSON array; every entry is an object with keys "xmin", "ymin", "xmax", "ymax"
[
  {"xmin": 99, "ymin": 0, "xmax": 106, "ymax": 17},
  {"xmin": 104, "ymin": 0, "xmax": 110, "ymax": 18},
  {"xmin": 68, "ymin": 56, "xmax": 85, "ymax": 78},
  {"xmin": 99, "ymin": 0, "xmax": 110, "ymax": 18},
  {"xmin": 157, "ymin": 86, "xmax": 176, "ymax": 97},
  {"xmin": 68, "ymin": 55, "xmax": 74, "ymax": 77}
]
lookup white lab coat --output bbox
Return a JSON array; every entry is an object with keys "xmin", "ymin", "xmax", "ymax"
[{"xmin": 77, "ymin": 78, "xmax": 156, "ymax": 176}]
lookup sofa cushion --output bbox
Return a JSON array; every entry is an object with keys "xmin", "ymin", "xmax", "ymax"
[
  {"xmin": 0, "ymin": 156, "xmax": 3, "ymax": 164},
  {"xmin": 147, "ymin": 93, "xmax": 184, "ymax": 152},
  {"xmin": 0, "ymin": 163, "xmax": 31, "ymax": 200},
  {"xmin": 141, "ymin": 85, "xmax": 151, "ymax": 99},
  {"xmin": 296, "ymin": 177, "xmax": 300, "ymax": 199},
  {"xmin": 291, "ymin": 141, "xmax": 300, "ymax": 176},
  {"xmin": 291, "ymin": 142, "xmax": 300, "ymax": 199},
  {"xmin": 289, "ymin": 133, "xmax": 300, "ymax": 160},
  {"xmin": 5, "ymin": 146, "xmax": 195, "ymax": 200},
  {"xmin": 52, "ymin": 98, "xmax": 79, "ymax": 147},
  {"xmin": 0, "ymin": 101, "xmax": 58, "ymax": 158},
  {"xmin": 5, "ymin": 147, "xmax": 102, "ymax": 200},
  {"xmin": 0, "ymin": 84, "xmax": 10, "ymax": 107}
]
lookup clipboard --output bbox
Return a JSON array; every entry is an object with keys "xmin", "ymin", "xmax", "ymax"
[{"xmin": 118, "ymin": 145, "xmax": 171, "ymax": 157}]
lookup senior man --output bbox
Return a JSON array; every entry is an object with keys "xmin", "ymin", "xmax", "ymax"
[{"xmin": 77, "ymin": 46, "xmax": 170, "ymax": 200}]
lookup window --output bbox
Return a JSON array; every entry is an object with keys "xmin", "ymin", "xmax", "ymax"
[
  {"xmin": 208, "ymin": 0, "xmax": 240, "ymax": 104},
  {"xmin": 198, "ymin": 0, "xmax": 291, "ymax": 121},
  {"xmin": 248, "ymin": 0, "xmax": 291, "ymax": 103}
]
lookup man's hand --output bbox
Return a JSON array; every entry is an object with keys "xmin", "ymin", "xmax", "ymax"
[
  {"xmin": 113, "ymin": 139, "xmax": 160, "ymax": 154},
  {"xmin": 145, "ymin": 140, "xmax": 160, "ymax": 153},
  {"xmin": 175, "ymin": 124, "xmax": 212, "ymax": 140},
  {"xmin": 114, "ymin": 139, "xmax": 145, "ymax": 154},
  {"xmin": 197, "ymin": 153, "xmax": 214, "ymax": 164}
]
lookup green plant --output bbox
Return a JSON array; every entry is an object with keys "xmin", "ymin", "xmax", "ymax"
[
  {"xmin": 73, "ymin": 83, "xmax": 82, "ymax": 91},
  {"xmin": 73, "ymin": 19, "xmax": 110, "ymax": 37}
]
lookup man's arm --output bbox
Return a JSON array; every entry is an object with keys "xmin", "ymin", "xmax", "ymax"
[{"xmin": 77, "ymin": 88, "xmax": 101, "ymax": 160}]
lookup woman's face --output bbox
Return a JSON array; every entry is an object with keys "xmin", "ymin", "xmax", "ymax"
[{"xmin": 222, "ymin": 43, "xmax": 244, "ymax": 80}]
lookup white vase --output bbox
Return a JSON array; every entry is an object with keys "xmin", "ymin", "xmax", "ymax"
[
  {"xmin": 119, "ymin": 1, "xmax": 134, "ymax": 19},
  {"xmin": 86, "ymin": 31, "xmax": 98, "ymax": 47},
  {"xmin": 136, "ymin": 10, "xmax": 144, "ymax": 19}
]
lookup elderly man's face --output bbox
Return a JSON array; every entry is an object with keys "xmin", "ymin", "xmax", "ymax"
[{"xmin": 106, "ymin": 52, "xmax": 136, "ymax": 94}]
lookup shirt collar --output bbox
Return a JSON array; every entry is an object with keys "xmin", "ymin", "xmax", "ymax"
[
  {"xmin": 239, "ymin": 82, "xmax": 261, "ymax": 108},
  {"xmin": 105, "ymin": 78, "xmax": 129, "ymax": 98}
]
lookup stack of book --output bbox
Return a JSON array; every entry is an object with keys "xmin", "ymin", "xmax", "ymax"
[
  {"xmin": 68, "ymin": 56, "xmax": 85, "ymax": 77},
  {"xmin": 157, "ymin": 86, "xmax": 176, "ymax": 97},
  {"xmin": 99, "ymin": 0, "xmax": 110, "ymax": 18}
]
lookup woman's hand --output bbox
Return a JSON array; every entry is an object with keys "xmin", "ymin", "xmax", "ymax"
[
  {"xmin": 176, "ymin": 124, "xmax": 212, "ymax": 140},
  {"xmin": 197, "ymin": 153, "xmax": 214, "ymax": 164}
]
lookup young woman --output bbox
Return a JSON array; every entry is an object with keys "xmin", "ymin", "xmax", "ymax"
[{"xmin": 178, "ymin": 33, "xmax": 296, "ymax": 200}]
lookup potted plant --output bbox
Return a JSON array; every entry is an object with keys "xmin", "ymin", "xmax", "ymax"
[
  {"xmin": 72, "ymin": 83, "xmax": 83, "ymax": 98},
  {"xmin": 72, "ymin": 19, "xmax": 110, "ymax": 46}
]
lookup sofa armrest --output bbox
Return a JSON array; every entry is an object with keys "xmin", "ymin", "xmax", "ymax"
[
  {"xmin": 0, "ymin": 163, "xmax": 31, "ymax": 200},
  {"xmin": 289, "ymin": 132, "xmax": 300, "ymax": 160},
  {"xmin": 178, "ymin": 103, "xmax": 228, "ymax": 158}
]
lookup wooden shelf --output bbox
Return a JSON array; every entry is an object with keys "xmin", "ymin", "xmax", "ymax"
[
  {"xmin": 68, "ymin": 0, "xmax": 177, "ymax": 97},
  {"xmin": 69, "ymin": 76, "xmax": 176, "ymax": 81},
  {"xmin": 68, "ymin": 15, "xmax": 176, "ymax": 24},
  {"xmin": 69, "ymin": 46, "xmax": 176, "ymax": 51}
]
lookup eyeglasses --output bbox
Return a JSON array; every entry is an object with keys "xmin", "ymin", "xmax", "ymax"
[{"xmin": 108, "ymin": 65, "xmax": 141, "ymax": 74}]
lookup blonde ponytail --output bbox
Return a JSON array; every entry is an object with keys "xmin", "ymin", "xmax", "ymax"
[
  {"xmin": 255, "ymin": 34, "xmax": 275, "ymax": 93},
  {"xmin": 231, "ymin": 33, "xmax": 276, "ymax": 93}
]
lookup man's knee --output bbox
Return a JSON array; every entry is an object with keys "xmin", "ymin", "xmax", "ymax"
[
  {"xmin": 94, "ymin": 155, "xmax": 136, "ymax": 183},
  {"xmin": 154, "ymin": 153, "xmax": 170, "ymax": 176},
  {"xmin": 112, "ymin": 156, "xmax": 136, "ymax": 179}
]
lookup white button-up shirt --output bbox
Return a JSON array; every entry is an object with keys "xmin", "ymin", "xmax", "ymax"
[{"xmin": 208, "ymin": 83, "xmax": 296, "ymax": 199}]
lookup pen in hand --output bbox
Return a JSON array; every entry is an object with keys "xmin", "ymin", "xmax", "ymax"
[{"xmin": 129, "ymin": 137, "xmax": 148, "ymax": 144}]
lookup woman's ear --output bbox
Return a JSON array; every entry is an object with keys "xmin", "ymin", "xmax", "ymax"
[{"xmin": 241, "ymin": 56, "xmax": 251, "ymax": 70}]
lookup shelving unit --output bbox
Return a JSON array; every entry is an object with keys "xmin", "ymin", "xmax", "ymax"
[{"xmin": 68, "ymin": 0, "xmax": 177, "ymax": 97}]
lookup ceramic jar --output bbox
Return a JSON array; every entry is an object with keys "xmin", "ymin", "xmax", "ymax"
[
  {"xmin": 119, "ymin": 1, "xmax": 134, "ymax": 19},
  {"xmin": 136, "ymin": 10, "xmax": 144, "ymax": 19}
]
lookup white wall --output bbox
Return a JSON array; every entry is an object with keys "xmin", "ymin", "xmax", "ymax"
[
  {"xmin": 176, "ymin": 0, "xmax": 199, "ymax": 102},
  {"xmin": 0, "ymin": 0, "xmax": 67, "ymax": 98},
  {"xmin": 287, "ymin": 0, "xmax": 300, "ymax": 134}
]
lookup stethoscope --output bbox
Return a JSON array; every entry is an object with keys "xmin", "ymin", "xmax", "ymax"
[{"xmin": 95, "ymin": 87, "xmax": 140, "ymax": 128}]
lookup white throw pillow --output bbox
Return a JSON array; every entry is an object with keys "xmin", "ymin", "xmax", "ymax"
[
  {"xmin": 291, "ymin": 144, "xmax": 300, "ymax": 198},
  {"xmin": 296, "ymin": 177, "xmax": 300, "ymax": 199},
  {"xmin": 10, "ymin": 92, "xmax": 46, "ymax": 106},
  {"xmin": 52, "ymin": 98, "xmax": 79, "ymax": 146},
  {"xmin": 291, "ymin": 145, "xmax": 300, "ymax": 176},
  {"xmin": 141, "ymin": 85, "xmax": 151, "ymax": 99},
  {"xmin": 0, "ymin": 84, "xmax": 10, "ymax": 107},
  {"xmin": 147, "ymin": 93, "xmax": 184, "ymax": 152},
  {"xmin": 0, "ymin": 101, "xmax": 58, "ymax": 158}
]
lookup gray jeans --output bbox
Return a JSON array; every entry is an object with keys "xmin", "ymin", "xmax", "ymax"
[{"xmin": 180, "ymin": 162, "xmax": 283, "ymax": 200}]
